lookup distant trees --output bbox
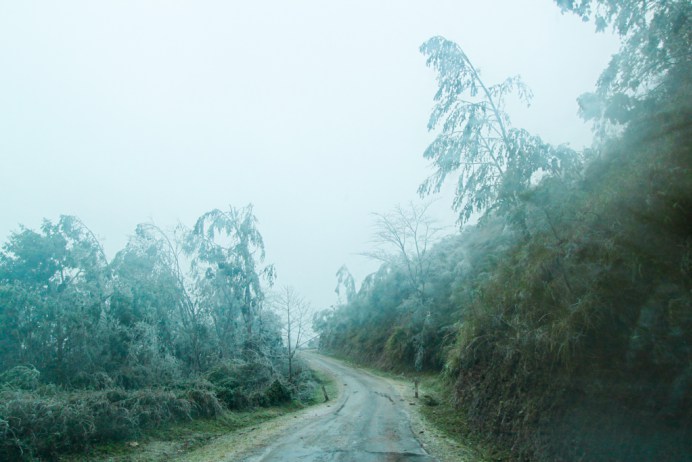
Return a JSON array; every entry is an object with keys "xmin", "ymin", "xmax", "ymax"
[
  {"xmin": 363, "ymin": 202, "xmax": 443, "ymax": 301},
  {"xmin": 0, "ymin": 205, "xmax": 323, "ymax": 460},
  {"xmin": 334, "ymin": 265, "xmax": 356, "ymax": 305},
  {"xmin": 317, "ymin": 203, "xmax": 451, "ymax": 371},
  {"xmin": 272, "ymin": 286, "xmax": 312, "ymax": 382}
]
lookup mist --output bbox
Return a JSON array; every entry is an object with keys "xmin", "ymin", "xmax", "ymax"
[
  {"xmin": 0, "ymin": 1, "xmax": 619, "ymax": 310},
  {"xmin": 3, "ymin": 1, "xmax": 691, "ymax": 461}
]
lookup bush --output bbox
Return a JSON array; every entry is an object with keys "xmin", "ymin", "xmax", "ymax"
[
  {"xmin": 383, "ymin": 327, "xmax": 414, "ymax": 366},
  {"xmin": 186, "ymin": 388, "xmax": 223, "ymax": 417},
  {"xmin": 0, "ymin": 365, "xmax": 41, "ymax": 391},
  {"xmin": 263, "ymin": 379, "xmax": 291, "ymax": 406},
  {"xmin": 71, "ymin": 371, "xmax": 113, "ymax": 390},
  {"xmin": 205, "ymin": 359, "xmax": 287, "ymax": 410},
  {"xmin": 0, "ymin": 390, "xmax": 96, "ymax": 460},
  {"xmin": 0, "ymin": 385, "xmax": 221, "ymax": 461}
]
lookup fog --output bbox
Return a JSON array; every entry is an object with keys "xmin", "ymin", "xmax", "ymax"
[{"xmin": 0, "ymin": 0, "xmax": 618, "ymax": 309}]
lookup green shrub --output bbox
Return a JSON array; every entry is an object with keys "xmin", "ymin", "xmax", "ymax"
[
  {"xmin": 383, "ymin": 326, "xmax": 414, "ymax": 366},
  {"xmin": 71, "ymin": 371, "xmax": 113, "ymax": 390}
]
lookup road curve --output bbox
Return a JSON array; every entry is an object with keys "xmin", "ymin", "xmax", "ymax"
[{"xmin": 245, "ymin": 352, "xmax": 435, "ymax": 462}]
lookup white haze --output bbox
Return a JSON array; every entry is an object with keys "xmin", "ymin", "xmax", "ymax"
[{"xmin": 0, "ymin": 1, "xmax": 618, "ymax": 310}]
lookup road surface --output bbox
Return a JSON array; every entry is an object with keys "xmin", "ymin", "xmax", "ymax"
[{"xmin": 245, "ymin": 352, "xmax": 435, "ymax": 461}]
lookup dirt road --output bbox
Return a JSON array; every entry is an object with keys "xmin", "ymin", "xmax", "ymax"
[{"xmin": 244, "ymin": 352, "xmax": 435, "ymax": 461}]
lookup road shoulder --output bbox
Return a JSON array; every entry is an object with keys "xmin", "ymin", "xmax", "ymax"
[{"xmin": 315, "ymin": 354, "xmax": 489, "ymax": 462}]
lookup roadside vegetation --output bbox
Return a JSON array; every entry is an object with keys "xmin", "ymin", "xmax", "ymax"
[
  {"xmin": 60, "ymin": 364, "xmax": 336, "ymax": 462},
  {"xmin": 0, "ymin": 206, "xmax": 325, "ymax": 461},
  {"xmin": 315, "ymin": 1, "xmax": 691, "ymax": 460}
]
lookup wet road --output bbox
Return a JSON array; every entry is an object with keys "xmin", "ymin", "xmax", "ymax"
[{"xmin": 245, "ymin": 352, "xmax": 435, "ymax": 462}]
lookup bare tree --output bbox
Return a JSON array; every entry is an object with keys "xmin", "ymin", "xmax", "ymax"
[
  {"xmin": 272, "ymin": 286, "xmax": 313, "ymax": 382},
  {"xmin": 363, "ymin": 202, "xmax": 444, "ymax": 300}
]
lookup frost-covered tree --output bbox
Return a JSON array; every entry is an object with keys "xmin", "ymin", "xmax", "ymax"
[
  {"xmin": 556, "ymin": 0, "xmax": 691, "ymax": 128},
  {"xmin": 334, "ymin": 265, "xmax": 356, "ymax": 305},
  {"xmin": 185, "ymin": 205, "xmax": 275, "ymax": 358},
  {"xmin": 0, "ymin": 216, "xmax": 109, "ymax": 383},
  {"xmin": 418, "ymin": 36, "xmax": 580, "ymax": 224}
]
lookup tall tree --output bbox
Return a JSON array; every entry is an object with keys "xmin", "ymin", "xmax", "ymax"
[
  {"xmin": 418, "ymin": 36, "xmax": 579, "ymax": 224},
  {"xmin": 109, "ymin": 223, "xmax": 203, "ymax": 376}
]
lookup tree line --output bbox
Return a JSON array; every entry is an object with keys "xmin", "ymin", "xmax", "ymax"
[{"xmin": 0, "ymin": 206, "xmax": 318, "ymax": 460}]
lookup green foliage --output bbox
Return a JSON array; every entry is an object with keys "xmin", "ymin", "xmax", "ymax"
[
  {"xmin": 450, "ymin": 108, "xmax": 690, "ymax": 459},
  {"xmin": 204, "ymin": 359, "xmax": 300, "ymax": 410},
  {"xmin": 0, "ymin": 216, "xmax": 110, "ymax": 384},
  {"xmin": 262, "ymin": 379, "xmax": 292, "ymax": 406},
  {"xmin": 383, "ymin": 326, "xmax": 414, "ymax": 365},
  {"xmin": 181, "ymin": 380, "xmax": 225, "ymax": 418}
]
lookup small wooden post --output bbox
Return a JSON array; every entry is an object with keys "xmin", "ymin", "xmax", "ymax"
[
  {"xmin": 322, "ymin": 384, "xmax": 330, "ymax": 402},
  {"xmin": 414, "ymin": 378, "xmax": 420, "ymax": 399}
]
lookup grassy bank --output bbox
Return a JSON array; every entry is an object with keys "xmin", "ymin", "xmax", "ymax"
[{"xmin": 414, "ymin": 375, "xmax": 508, "ymax": 462}]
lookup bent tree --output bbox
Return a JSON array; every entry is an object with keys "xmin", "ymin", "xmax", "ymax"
[
  {"xmin": 334, "ymin": 264, "xmax": 356, "ymax": 305},
  {"xmin": 418, "ymin": 36, "xmax": 579, "ymax": 225},
  {"xmin": 185, "ymin": 205, "xmax": 276, "ymax": 358},
  {"xmin": 111, "ymin": 223, "xmax": 207, "ymax": 373}
]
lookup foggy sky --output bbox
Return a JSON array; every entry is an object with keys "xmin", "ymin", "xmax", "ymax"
[{"xmin": 0, "ymin": 1, "xmax": 618, "ymax": 310}]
